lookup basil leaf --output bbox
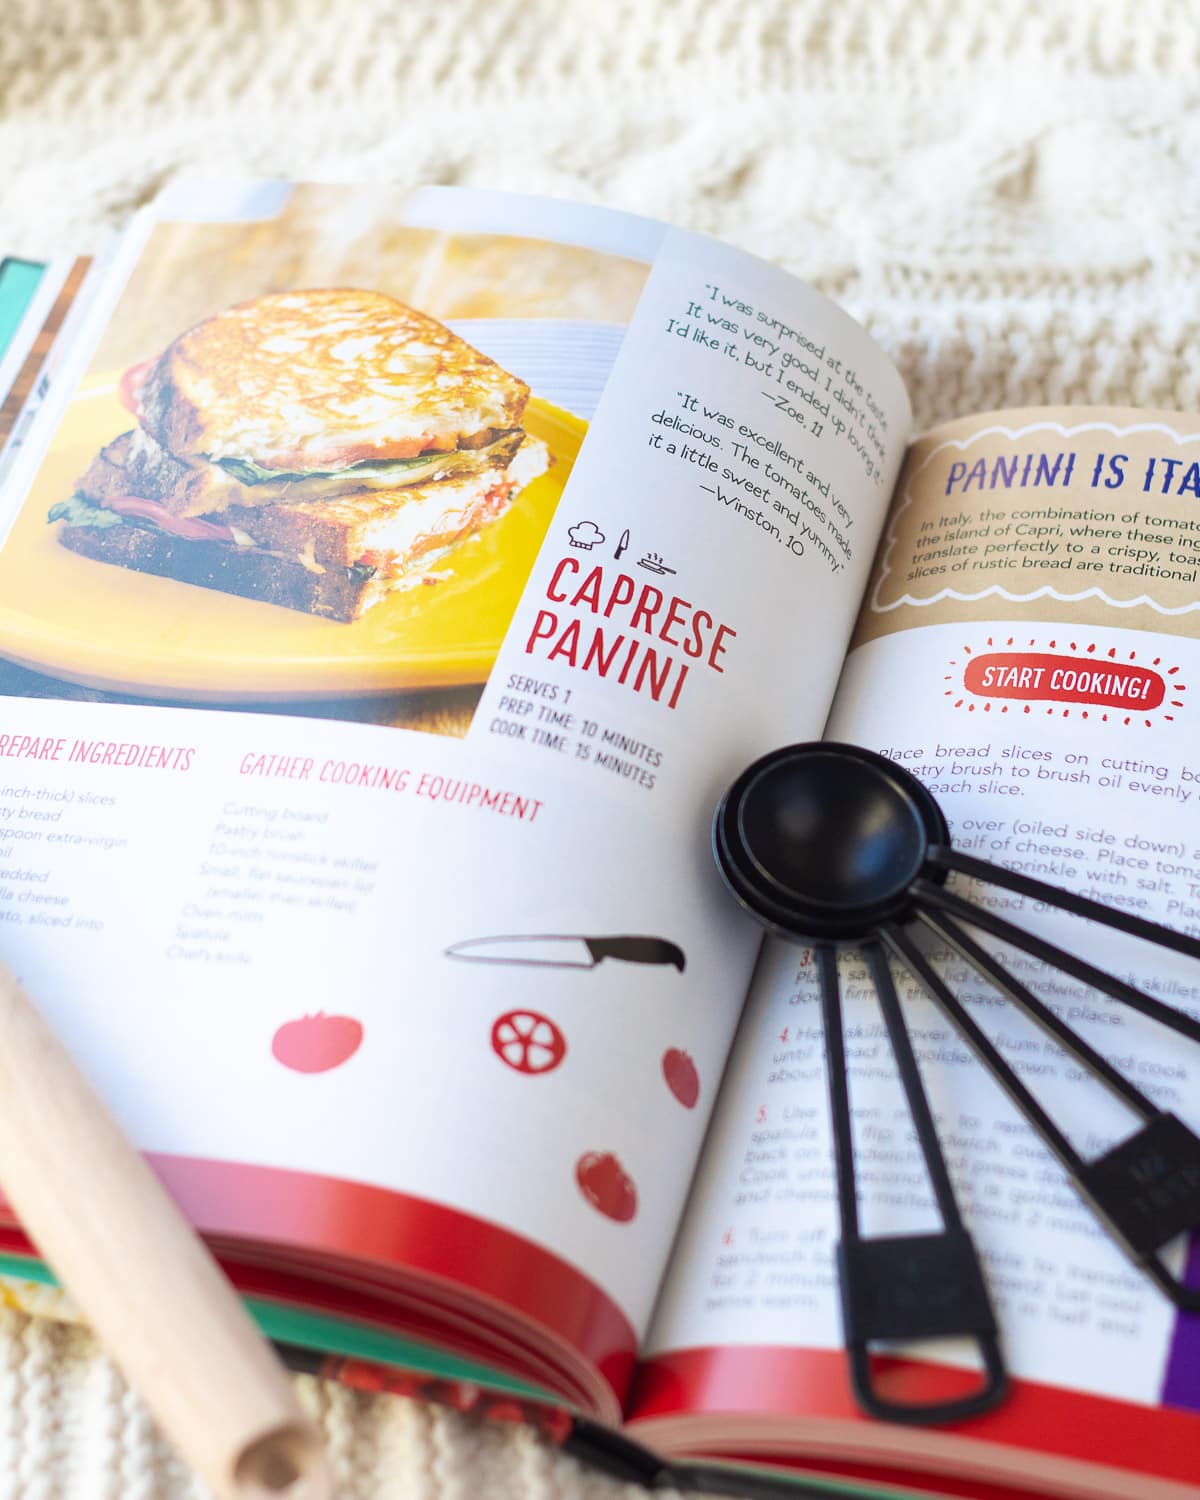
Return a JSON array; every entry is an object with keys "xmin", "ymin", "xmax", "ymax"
[
  {"xmin": 215, "ymin": 453, "xmax": 436, "ymax": 486},
  {"xmin": 48, "ymin": 496, "xmax": 123, "ymax": 529}
]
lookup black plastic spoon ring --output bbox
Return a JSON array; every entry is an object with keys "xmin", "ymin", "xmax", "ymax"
[
  {"xmin": 713, "ymin": 741, "xmax": 1200, "ymax": 1425},
  {"xmin": 714, "ymin": 742, "xmax": 948, "ymax": 943}
]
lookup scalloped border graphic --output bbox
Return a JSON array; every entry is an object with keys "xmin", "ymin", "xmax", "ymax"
[
  {"xmin": 948, "ymin": 633, "xmax": 1187, "ymax": 728},
  {"xmin": 871, "ymin": 418, "xmax": 1200, "ymax": 617}
]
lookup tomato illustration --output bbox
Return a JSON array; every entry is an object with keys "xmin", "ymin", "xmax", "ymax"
[
  {"xmin": 662, "ymin": 1048, "xmax": 700, "ymax": 1108},
  {"xmin": 490, "ymin": 1010, "xmax": 566, "ymax": 1075},
  {"xmin": 271, "ymin": 1013, "xmax": 363, "ymax": 1073},
  {"xmin": 575, "ymin": 1151, "xmax": 637, "ymax": 1222}
]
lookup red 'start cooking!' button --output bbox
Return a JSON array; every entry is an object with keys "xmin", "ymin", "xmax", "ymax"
[{"xmin": 964, "ymin": 652, "xmax": 1165, "ymax": 710}]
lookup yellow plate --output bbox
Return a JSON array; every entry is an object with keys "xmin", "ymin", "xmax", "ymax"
[{"xmin": 0, "ymin": 381, "xmax": 581, "ymax": 701}]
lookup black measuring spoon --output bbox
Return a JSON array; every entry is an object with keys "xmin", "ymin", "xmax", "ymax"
[{"xmin": 713, "ymin": 741, "xmax": 1200, "ymax": 1425}]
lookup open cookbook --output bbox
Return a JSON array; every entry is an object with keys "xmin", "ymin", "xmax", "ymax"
[{"xmin": 0, "ymin": 183, "xmax": 1197, "ymax": 1500}]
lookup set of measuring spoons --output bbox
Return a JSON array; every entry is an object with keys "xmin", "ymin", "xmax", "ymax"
[{"xmin": 714, "ymin": 742, "xmax": 1200, "ymax": 1424}]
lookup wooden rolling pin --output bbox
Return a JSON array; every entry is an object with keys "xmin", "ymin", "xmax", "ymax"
[{"xmin": 0, "ymin": 965, "xmax": 333, "ymax": 1500}]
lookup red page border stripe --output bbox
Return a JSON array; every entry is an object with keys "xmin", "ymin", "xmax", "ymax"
[{"xmin": 630, "ymin": 1346, "xmax": 1200, "ymax": 1486}]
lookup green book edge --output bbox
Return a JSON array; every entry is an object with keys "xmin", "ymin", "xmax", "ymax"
[
  {"xmin": 0, "ymin": 1249, "xmax": 550, "ymax": 1399},
  {"xmin": 0, "ymin": 259, "xmax": 45, "ymax": 360}
]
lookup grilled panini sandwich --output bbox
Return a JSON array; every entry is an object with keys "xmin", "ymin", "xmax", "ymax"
[{"xmin": 52, "ymin": 289, "xmax": 550, "ymax": 621}]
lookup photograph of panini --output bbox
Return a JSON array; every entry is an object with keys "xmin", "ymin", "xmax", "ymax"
[{"xmin": 50, "ymin": 288, "xmax": 551, "ymax": 622}]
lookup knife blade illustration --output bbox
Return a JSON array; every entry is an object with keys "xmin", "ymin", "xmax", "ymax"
[{"xmin": 445, "ymin": 934, "xmax": 686, "ymax": 971}]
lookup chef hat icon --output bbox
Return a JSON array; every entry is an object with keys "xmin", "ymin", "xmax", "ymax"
[{"xmin": 568, "ymin": 521, "xmax": 606, "ymax": 550}]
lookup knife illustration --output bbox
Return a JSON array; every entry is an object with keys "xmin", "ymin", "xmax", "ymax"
[{"xmin": 445, "ymin": 934, "xmax": 686, "ymax": 972}]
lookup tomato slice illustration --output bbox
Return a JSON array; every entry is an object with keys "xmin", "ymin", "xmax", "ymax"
[
  {"xmin": 575, "ymin": 1151, "xmax": 637, "ymax": 1222},
  {"xmin": 662, "ymin": 1047, "xmax": 700, "ymax": 1108},
  {"xmin": 271, "ymin": 1012, "xmax": 363, "ymax": 1073},
  {"xmin": 489, "ymin": 1009, "xmax": 567, "ymax": 1075}
]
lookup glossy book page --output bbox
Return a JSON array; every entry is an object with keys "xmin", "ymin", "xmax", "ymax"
[{"xmin": 0, "ymin": 180, "xmax": 911, "ymax": 1412}]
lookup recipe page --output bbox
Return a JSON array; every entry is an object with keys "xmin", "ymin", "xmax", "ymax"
[
  {"xmin": 641, "ymin": 411, "xmax": 1200, "ymax": 1458},
  {"xmin": 0, "ymin": 181, "xmax": 910, "ymax": 1387}
]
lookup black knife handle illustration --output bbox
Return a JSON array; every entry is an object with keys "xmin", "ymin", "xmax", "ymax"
[{"xmin": 583, "ymin": 936, "xmax": 686, "ymax": 971}]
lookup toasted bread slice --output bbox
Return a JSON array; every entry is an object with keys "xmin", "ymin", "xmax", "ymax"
[
  {"xmin": 135, "ymin": 288, "xmax": 530, "ymax": 476},
  {"xmin": 58, "ymin": 521, "xmax": 379, "ymax": 624}
]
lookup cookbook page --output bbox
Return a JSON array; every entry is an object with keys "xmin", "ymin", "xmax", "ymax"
[
  {"xmin": 0, "ymin": 181, "xmax": 910, "ymax": 1404},
  {"xmin": 635, "ymin": 409, "xmax": 1200, "ymax": 1484}
]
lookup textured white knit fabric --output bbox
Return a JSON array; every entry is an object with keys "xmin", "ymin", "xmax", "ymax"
[{"xmin": 1, "ymin": 0, "xmax": 1199, "ymax": 1493}]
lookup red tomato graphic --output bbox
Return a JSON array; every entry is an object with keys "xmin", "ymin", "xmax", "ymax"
[
  {"xmin": 490, "ymin": 1010, "xmax": 566, "ymax": 1075},
  {"xmin": 662, "ymin": 1048, "xmax": 700, "ymax": 1108},
  {"xmin": 575, "ymin": 1151, "xmax": 637, "ymax": 1222},
  {"xmin": 271, "ymin": 1013, "xmax": 363, "ymax": 1073}
]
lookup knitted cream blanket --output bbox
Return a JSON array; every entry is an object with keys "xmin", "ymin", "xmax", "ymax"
[{"xmin": 1, "ymin": 0, "xmax": 1198, "ymax": 1493}]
